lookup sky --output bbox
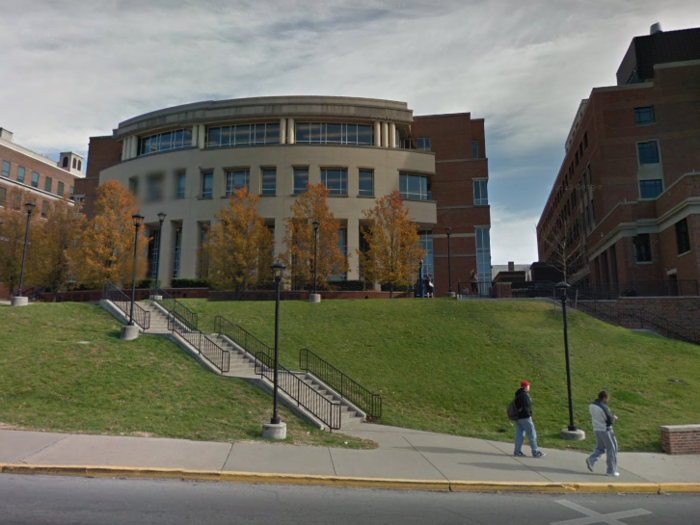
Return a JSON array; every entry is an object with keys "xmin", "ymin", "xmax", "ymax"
[{"xmin": 1, "ymin": 0, "xmax": 699, "ymax": 264}]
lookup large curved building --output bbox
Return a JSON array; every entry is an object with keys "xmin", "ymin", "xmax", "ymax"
[{"xmin": 82, "ymin": 96, "xmax": 491, "ymax": 294}]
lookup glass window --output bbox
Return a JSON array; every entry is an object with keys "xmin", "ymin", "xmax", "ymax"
[
  {"xmin": 471, "ymin": 140, "xmax": 479, "ymax": 159},
  {"xmin": 176, "ymin": 172, "xmax": 186, "ymax": 199},
  {"xmin": 475, "ymin": 227, "xmax": 492, "ymax": 296},
  {"xmin": 358, "ymin": 170, "xmax": 374, "ymax": 196},
  {"xmin": 57, "ymin": 181, "xmax": 65, "ymax": 197},
  {"xmin": 638, "ymin": 141, "xmax": 660, "ymax": 164},
  {"xmin": 44, "ymin": 176, "xmax": 52, "ymax": 193},
  {"xmin": 416, "ymin": 138, "xmax": 431, "ymax": 151},
  {"xmin": 639, "ymin": 179, "xmax": 663, "ymax": 199},
  {"xmin": 207, "ymin": 127, "xmax": 221, "ymax": 147},
  {"xmin": 633, "ymin": 234, "xmax": 652, "ymax": 262},
  {"xmin": 234, "ymin": 124, "xmax": 250, "ymax": 146},
  {"xmin": 343, "ymin": 124, "xmax": 357, "ymax": 145},
  {"xmin": 225, "ymin": 169, "xmax": 249, "ymax": 195},
  {"xmin": 419, "ymin": 231, "xmax": 434, "ymax": 281},
  {"xmin": 1, "ymin": 160, "xmax": 9, "ymax": 177},
  {"xmin": 31, "ymin": 171, "xmax": 40, "ymax": 188},
  {"xmin": 400, "ymin": 173, "xmax": 429, "ymax": 200},
  {"xmin": 261, "ymin": 167, "xmax": 276, "ymax": 195},
  {"xmin": 294, "ymin": 168, "xmax": 308, "ymax": 195},
  {"xmin": 201, "ymin": 172, "xmax": 213, "ymax": 199},
  {"xmin": 139, "ymin": 128, "xmax": 192, "ymax": 155},
  {"xmin": 128, "ymin": 178, "xmax": 138, "ymax": 195},
  {"xmin": 320, "ymin": 168, "xmax": 348, "ymax": 195},
  {"xmin": 676, "ymin": 219, "xmax": 690, "ymax": 254},
  {"xmin": 357, "ymin": 125, "xmax": 373, "ymax": 145},
  {"xmin": 146, "ymin": 177, "xmax": 162, "ymax": 202},
  {"xmin": 41, "ymin": 200, "xmax": 49, "ymax": 217},
  {"xmin": 634, "ymin": 106, "xmax": 655, "ymax": 125},
  {"xmin": 295, "ymin": 122, "xmax": 310, "ymax": 143},
  {"xmin": 329, "ymin": 228, "xmax": 348, "ymax": 281},
  {"xmin": 326, "ymin": 123, "xmax": 342, "ymax": 144},
  {"xmin": 16, "ymin": 166, "xmax": 25, "ymax": 183},
  {"xmin": 172, "ymin": 227, "xmax": 182, "ymax": 278},
  {"xmin": 264, "ymin": 123, "xmax": 279, "ymax": 144},
  {"xmin": 474, "ymin": 180, "xmax": 488, "ymax": 205}
]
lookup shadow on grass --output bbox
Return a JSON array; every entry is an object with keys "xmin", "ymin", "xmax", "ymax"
[{"xmin": 107, "ymin": 330, "xmax": 123, "ymax": 340}]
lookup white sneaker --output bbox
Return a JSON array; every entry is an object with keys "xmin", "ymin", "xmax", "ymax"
[{"xmin": 606, "ymin": 472, "xmax": 620, "ymax": 477}]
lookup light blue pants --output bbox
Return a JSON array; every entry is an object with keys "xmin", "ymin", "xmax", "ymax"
[
  {"xmin": 588, "ymin": 429, "xmax": 618, "ymax": 475},
  {"xmin": 514, "ymin": 417, "xmax": 540, "ymax": 455}
]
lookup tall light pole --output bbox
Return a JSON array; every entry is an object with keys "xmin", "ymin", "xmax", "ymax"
[
  {"xmin": 129, "ymin": 213, "xmax": 144, "ymax": 326},
  {"xmin": 310, "ymin": 220, "xmax": 320, "ymax": 303},
  {"xmin": 263, "ymin": 261, "xmax": 287, "ymax": 440},
  {"xmin": 556, "ymin": 281, "xmax": 585, "ymax": 441},
  {"xmin": 445, "ymin": 227, "xmax": 455, "ymax": 298},
  {"xmin": 13, "ymin": 201, "xmax": 35, "ymax": 307}
]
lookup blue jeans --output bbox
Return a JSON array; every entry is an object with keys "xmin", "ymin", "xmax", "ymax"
[
  {"xmin": 514, "ymin": 417, "xmax": 540, "ymax": 455},
  {"xmin": 588, "ymin": 429, "xmax": 618, "ymax": 475}
]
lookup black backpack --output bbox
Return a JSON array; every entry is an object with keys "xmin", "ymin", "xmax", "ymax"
[{"xmin": 507, "ymin": 398, "xmax": 521, "ymax": 421}]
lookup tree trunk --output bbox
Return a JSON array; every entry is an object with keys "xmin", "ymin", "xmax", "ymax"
[{"xmin": 390, "ymin": 283, "xmax": 394, "ymax": 299}]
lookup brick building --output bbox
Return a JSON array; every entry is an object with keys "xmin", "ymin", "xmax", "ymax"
[
  {"xmin": 537, "ymin": 26, "xmax": 700, "ymax": 294},
  {"xmin": 0, "ymin": 127, "xmax": 85, "ymax": 298},
  {"xmin": 82, "ymin": 96, "xmax": 491, "ymax": 294}
]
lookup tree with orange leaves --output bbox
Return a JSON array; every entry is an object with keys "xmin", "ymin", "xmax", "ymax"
[
  {"xmin": 283, "ymin": 183, "xmax": 348, "ymax": 290},
  {"xmin": 0, "ymin": 187, "xmax": 39, "ymax": 296},
  {"xmin": 70, "ymin": 180, "xmax": 148, "ymax": 288},
  {"xmin": 29, "ymin": 197, "xmax": 86, "ymax": 301},
  {"xmin": 202, "ymin": 187, "xmax": 273, "ymax": 297},
  {"xmin": 358, "ymin": 190, "xmax": 425, "ymax": 297}
]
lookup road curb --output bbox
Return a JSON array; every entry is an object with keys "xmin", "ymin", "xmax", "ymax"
[{"xmin": 2, "ymin": 464, "xmax": 699, "ymax": 494}]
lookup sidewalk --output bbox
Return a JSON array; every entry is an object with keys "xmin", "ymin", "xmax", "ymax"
[{"xmin": 1, "ymin": 424, "xmax": 699, "ymax": 492}]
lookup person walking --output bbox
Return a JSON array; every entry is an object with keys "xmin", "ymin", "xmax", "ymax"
[
  {"xmin": 513, "ymin": 380, "xmax": 546, "ymax": 458},
  {"xmin": 469, "ymin": 269, "xmax": 478, "ymax": 295},
  {"xmin": 586, "ymin": 391, "xmax": 619, "ymax": 477},
  {"xmin": 424, "ymin": 274, "xmax": 434, "ymax": 298}
]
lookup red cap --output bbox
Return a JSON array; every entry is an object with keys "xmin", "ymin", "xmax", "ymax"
[{"xmin": 521, "ymin": 381, "xmax": 530, "ymax": 388}]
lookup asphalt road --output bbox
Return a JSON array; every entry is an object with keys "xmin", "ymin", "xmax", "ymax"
[{"xmin": 1, "ymin": 475, "xmax": 700, "ymax": 525}]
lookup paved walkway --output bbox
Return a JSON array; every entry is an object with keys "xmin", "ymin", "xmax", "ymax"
[{"xmin": 1, "ymin": 424, "xmax": 699, "ymax": 490}]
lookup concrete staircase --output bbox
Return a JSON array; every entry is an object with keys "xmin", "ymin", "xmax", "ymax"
[{"xmin": 102, "ymin": 298, "xmax": 366, "ymax": 430}]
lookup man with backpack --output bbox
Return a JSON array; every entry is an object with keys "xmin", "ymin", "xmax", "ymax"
[{"xmin": 511, "ymin": 380, "xmax": 545, "ymax": 458}]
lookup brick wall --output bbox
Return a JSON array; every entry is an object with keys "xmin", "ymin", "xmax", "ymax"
[
  {"xmin": 78, "ymin": 136, "xmax": 122, "ymax": 218},
  {"xmin": 618, "ymin": 297, "xmax": 700, "ymax": 329},
  {"xmin": 661, "ymin": 425, "xmax": 700, "ymax": 454}
]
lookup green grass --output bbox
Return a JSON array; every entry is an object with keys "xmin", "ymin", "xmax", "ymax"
[
  {"xmin": 0, "ymin": 303, "xmax": 373, "ymax": 449},
  {"xmin": 186, "ymin": 297, "xmax": 700, "ymax": 452}
]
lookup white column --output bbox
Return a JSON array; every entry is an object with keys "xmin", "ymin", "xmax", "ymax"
[
  {"xmin": 130, "ymin": 136, "xmax": 138, "ymax": 158},
  {"xmin": 374, "ymin": 122, "xmax": 381, "ymax": 147},
  {"xmin": 346, "ymin": 217, "xmax": 360, "ymax": 280},
  {"xmin": 158, "ymin": 221, "xmax": 174, "ymax": 287},
  {"xmin": 287, "ymin": 118, "xmax": 295, "ymax": 144},
  {"xmin": 279, "ymin": 118, "xmax": 287, "ymax": 145},
  {"xmin": 381, "ymin": 122, "xmax": 388, "ymax": 148},
  {"xmin": 389, "ymin": 122, "xmax": 396, "ymax": 148},
  {"xmin": 191, "ymin": 125, "xmax": 199, "ymax": 147},
  {"xmin": 121, "ymin": 139, "xmax": 128, "ymax": 160},
  {"xmin": 198, "ymin": 125, "xmax": 206, "ymax": 148}
]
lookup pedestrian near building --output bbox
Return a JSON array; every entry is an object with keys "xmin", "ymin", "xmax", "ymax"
[
  {"xmin": 513, "ymin": 381, "xmax": 546, "ymax": 458},
  {"xmin": 586, "ymin": 391, "xmax": 619, "ymax": 477},
  {"xmin": 424, "ymin": 274, "xmax": 434, "ymax": 298},
  {"xmin": 469, "ymin": 269, "xmax": 478, "ymax": 294}
]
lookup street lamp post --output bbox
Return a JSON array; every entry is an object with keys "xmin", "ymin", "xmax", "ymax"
[
  {"xmin": 445, "ymin": 227, "xmax": 455, "ymax": 298},
  {"xmin": 120, "ymin": 214, "xmax": 144, "ymax": 340},
  {"xmin": 12, "ymin": 202, "xmax": 35, "ymax": 307},
  {"xmin": 263, "ymin": 261, "xmax": 287, "ymax": 440},
  {"xmin": 310, "ymin": 220, "xmax": 320, "ymax": 303},
  {"xmin": 556, "ymin": 281, "xmax": 585, "ymax": 441}
]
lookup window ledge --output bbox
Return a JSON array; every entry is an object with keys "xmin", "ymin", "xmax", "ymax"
[
  {"xmin": 357, "ymin": 194, "xmax": 375, "ymax": 198},
  {"xmin": 260, "ymin": 194, "xmax": 277, "ymax": 197},
  {"xmin": 634, "ymin": 261, "xmax": 653, "ymax": 265},
  {"xmin": 678, "ymin": 250, "xmax": 692, "ymax": 258},
  {"xmin": 327, "ymin": 194, "xmax": 349, "ymax": 198},
  {"xmin": 403, "ymin": 198, "xmax": 437, "ymax": 203},
  {"xmin": 199, "ymin": 196, "xmax": 213, "ymax": 200}
]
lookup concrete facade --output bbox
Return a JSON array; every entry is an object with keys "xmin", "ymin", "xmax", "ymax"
[
  {"xmin": 87, "ymin": 96, "xmax": 491, "ymax": 292},
  {"xmin": 537, "ymin": 27, "xmax": 700, "ymax": 291}
]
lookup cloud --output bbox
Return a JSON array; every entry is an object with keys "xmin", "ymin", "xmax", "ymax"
[
  {"xmin": 1, "ymin": 0, "xmax": 699, "ymax": 261},
  {"xmin": 488, "ymin": 204, "xmax": 541, "ymax": 265}
]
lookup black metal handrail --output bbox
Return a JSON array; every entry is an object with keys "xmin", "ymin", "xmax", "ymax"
[
  {"xmin": 299, "ymin": 348, "xmax": 382, "ymax": 419},
  {"xmin": 169, "ymin": 316, "xmax": 230, "ymax": 373},
  {"xmin": 255, "ymin": 351, "xmax": 341, "ymax": 430},
  {"xmin": 214, "ymin": 315, "xmax": 272, "ymax": 362},
  {"xmin": 102, "ymin": 281, "xmax": 151, "ymax": 330},
  {"xmin": 569, "ymin": 289, "xmax": 699, "ymax": 346},
  {"xmin": 214, "ymin": 315, "xmax": 341, "ymax": 429},
  {"xmin": 151, "ymin": 286, "xmax": 198, "ymax": 330}
]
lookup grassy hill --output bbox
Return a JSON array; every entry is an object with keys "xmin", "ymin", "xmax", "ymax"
[
  {"xmin": 0, "ymin": 303, "xmax": 371, "ymax": 448},
  {"xmin": 187, "ymin": 297, "xmax": 700, "ymax": 452}
]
